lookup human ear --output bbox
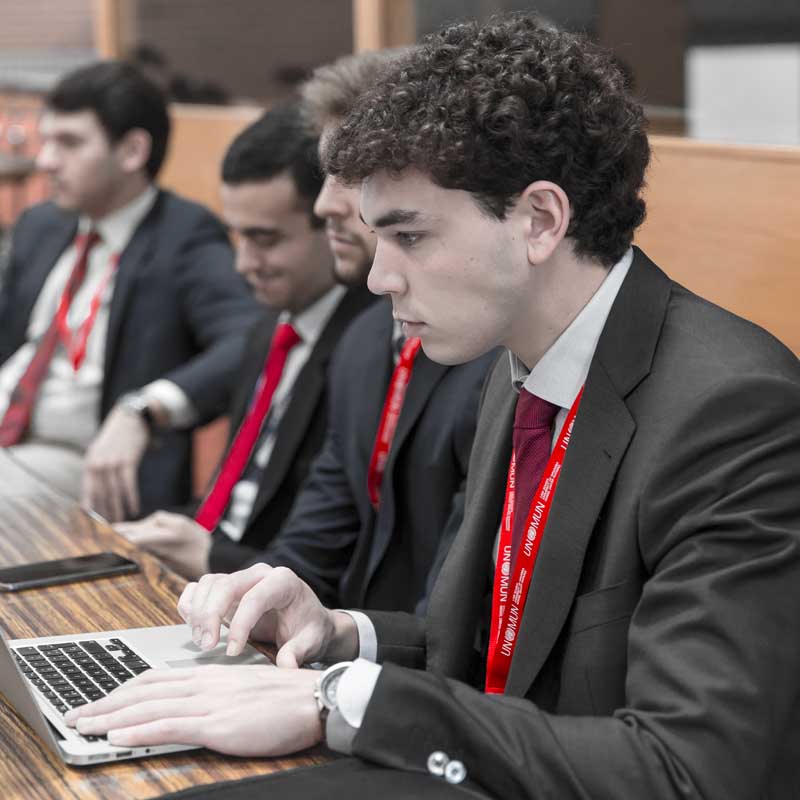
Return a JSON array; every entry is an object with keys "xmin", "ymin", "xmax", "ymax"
[
  {"xmin": 520, "ymin": 181, "xmax": 571, "ymax": 265},
  {"xmin": 116, "ymin": 128, "xmax": 152, "ymax": 174}
]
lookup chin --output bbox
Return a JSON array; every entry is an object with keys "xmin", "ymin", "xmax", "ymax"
[
  {"xmin": 333, "ymin": 258, "xmax": 370, "ymax": 288},
  {"xmin": 418, "ymin": 338, "xmax": 475, "ymax": 367}
]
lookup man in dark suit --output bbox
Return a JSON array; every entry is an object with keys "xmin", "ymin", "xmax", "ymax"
[
  {"xmin": 67, "ymin": 16, "xmax": 800, "ymax": 800},
  {"xmin": 116, "ymin": 104, "xmax": 374, "ymax": 578},
  {"xmin": 0, "ymin": 61, "xmax": 260, "ymax": 520}
]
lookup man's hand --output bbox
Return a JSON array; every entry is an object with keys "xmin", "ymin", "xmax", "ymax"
[
  {"xmin": 63, "ymin": 665, "xmax": 322, "ymax": 756},
  {"xmin": 81, "ymin": 404, "xmax": 151, "ymax": 522},
  {"xmin": 116, "ymin": 512, "xmax": 212, "ymax": 580},
  {"xmin": 178, "ymin": 564, "xmax": 359, "ymax": 667}
]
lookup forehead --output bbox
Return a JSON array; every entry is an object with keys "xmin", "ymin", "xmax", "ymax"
[
  {"xmin": 39, "ymin": 109, "xmax": 107, "ymax": 141},
  {"xmin": 221, "ymin": 173, "xmax": 307, "ymax": 227},
  {"xmin": 360, "ymin": 168, "xmax": 472, "ymax": 227}
]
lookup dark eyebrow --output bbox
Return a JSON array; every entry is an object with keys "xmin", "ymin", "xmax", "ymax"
[
  {"xmin": 226, "ymin": 225, "xmax": 278, "ymax": 239},
  {"xmin": 371, "ymin": 209, "xmax": 422, "ymax": 228}
]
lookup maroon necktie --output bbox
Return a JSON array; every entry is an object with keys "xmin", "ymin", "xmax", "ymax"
[
  {"xmin": 0, "ymin": 231, "xmax": 101, "ymax": 447},
  {"xmin": 195, "ymin": 322, "xmax": 301, "ymax": 531},
  {"xmin": 510, "ymin": 388, "xmax": 560, "ymax": 559}
]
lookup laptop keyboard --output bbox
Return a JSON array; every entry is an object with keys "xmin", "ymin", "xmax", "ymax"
[{"xmin": 12, "ymin": 638, "xmax": 152, "ymax": 722}]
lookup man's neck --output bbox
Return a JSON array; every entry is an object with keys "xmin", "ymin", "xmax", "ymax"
[
  {"xmin": 86, "ymin": 174, "xmax": 152, "ymax": 222},
  {"xmin": 509, "ymin": 250, "xmax": 609, "ymax": 370}
]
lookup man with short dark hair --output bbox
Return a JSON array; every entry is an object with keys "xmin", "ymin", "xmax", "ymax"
[
  {"xmin": 66, "ymin": 17, "xmax": 800, "ymax": 799},
  {"xmin": 0, "ymin": 60, "xmax": 261, "ymax": 520},
  {"xmin": 115, "ymin": 103, "xmax": 374, "ymax": 578}
]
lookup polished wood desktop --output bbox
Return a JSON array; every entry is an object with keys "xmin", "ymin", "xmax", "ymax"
[{"xmin": 0, "ymin": 449, "xmax": 327, "ymax": 799}]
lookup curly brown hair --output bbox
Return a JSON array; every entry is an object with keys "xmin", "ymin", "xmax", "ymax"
[{"xmin": 325, "ymin": 14, "xmax": 650, "ymax": 266}]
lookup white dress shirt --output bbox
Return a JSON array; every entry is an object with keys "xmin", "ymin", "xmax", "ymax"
[
  {"xmin": 331, "ymin": 248, "xmax": 634, "ymax": 747},
  {"xmin": 217, "ymin": 284, "xmax": 347, "ymax": 542},
  {"xmin": 0, "ymin": 186, "xmax": 196, "ymax": 449}
]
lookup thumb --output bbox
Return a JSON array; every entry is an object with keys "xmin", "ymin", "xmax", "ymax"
[{"xmin": 275, "ymin": 625, "xmax": 322, "ymax": 669}]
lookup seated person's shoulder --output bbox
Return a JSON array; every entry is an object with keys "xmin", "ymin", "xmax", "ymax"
[
  {"xmin": 663, "ymin": 284, "xmax": 800, "ymax": 383},
  {"xmin": 153, "ymin": 189, "xmax": 228, "ymax": 241}
]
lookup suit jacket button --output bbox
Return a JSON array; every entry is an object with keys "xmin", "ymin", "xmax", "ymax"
[
  {"xmin": 427, "ymin": 750, "xmax": 449, "ymax": 776},
  {"xmin": 444, "ymin": 759, "xmax": 467, "ymax": 784}
]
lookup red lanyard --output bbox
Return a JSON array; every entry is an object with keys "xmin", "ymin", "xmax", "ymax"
[
  {"xmin": 55, "ymin": 253, "xmax": 119, "ymax": 372},
  {"xmin": 485, "ymin": 386, "xmax": 584, "ymax": 694},
  {"xmin": 367, "ymin": 337, "xmax": 422, "ymax": 509}
]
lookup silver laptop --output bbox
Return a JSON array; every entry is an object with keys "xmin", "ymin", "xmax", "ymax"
[{"xmin": 0, "ymin": 624, "xmax": 270, "ymax": 765}]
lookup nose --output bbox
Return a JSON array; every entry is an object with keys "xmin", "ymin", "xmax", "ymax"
[
  {"xmin": 234, "ymin": 237, "xmax": 262, "ymax": 277},
  {"xmin": 367, "ymin": 241, "xmax": 406, "ymax": 297},
  {"xmin": 314, "ymin": 175, "xmax": 348, "ymax": 221},
  {"xmin": 36, "ymin": 140, "xmax": 58, "ymax": 173}
]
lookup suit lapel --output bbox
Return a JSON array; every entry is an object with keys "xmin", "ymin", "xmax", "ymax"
[
  {"xmin": 103, "ymin": 195, "xmax": 160, "ymax": 381},
  {"xmin": 503, "ymin": 367, "xmax": 635, "ymax": 694},
  {"xmin": 21, "ymin": 215, "xmax": 77, "ymax": 330},
  {"xmin": 364, "ymin": 351, "xmax": 449, "ymax": 579},
  {"xmin": 504, "ymin": 248, "xmax": 673, "ymax": 696},
  {"xmin": 249, "ymin": 288, "xmax": 376, "ymax": 518}
]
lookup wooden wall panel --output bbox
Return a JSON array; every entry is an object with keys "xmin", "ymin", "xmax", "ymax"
[
  {"xmin": 636, "ymin": 135, "xmax": 800, "ymax": 355},
  {"xmin": 159, "ymin": 103, "xmax": 262, "ymax": 216}
]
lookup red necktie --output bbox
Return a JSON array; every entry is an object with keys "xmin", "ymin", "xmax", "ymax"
[
  {"xmin": 510, "ymin": 389, "xmax": 560, "ymax": 559},
  {"xmin": 195, "ymin": 322, "xmax": 301, "ymax": 531},
  {"xmin": 0, "ymin": 231, "xmax": 101, "ymax": 447},
  {"xmin": 366, "ymin": 336, "xmax": 422, "ymax": 509}
]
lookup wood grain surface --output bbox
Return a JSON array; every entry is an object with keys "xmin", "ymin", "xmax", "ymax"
[{"xmin": 0, "ymin": 450, "xmax": 328, "ymax": 799}]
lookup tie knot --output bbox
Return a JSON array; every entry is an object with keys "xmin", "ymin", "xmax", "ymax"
[
  {"xmin": 271, "ymin": 322, "xmax": 301, "ymax": 354},
  {"xmin": 514, "ymin": 388, "xmax": 559, "ymax": 431},
  {"xmin": 76, "ymin": 230, "xmax": 102, "ymax": 251}
]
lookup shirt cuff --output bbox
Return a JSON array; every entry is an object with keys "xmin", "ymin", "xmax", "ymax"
[
  {"xmin": 325, "ymin": 658, "xmax": 382, "ymax": 754},
  {"xmin": 336, "ymin": 609, "xmax": 378, "ymax": 662},
  {"xmin": 141, "ymin": 380, "xmax": 198, "ymax": 429}
]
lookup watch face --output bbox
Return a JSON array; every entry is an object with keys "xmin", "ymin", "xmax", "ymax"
[{"xmin": 323, "ymin": 670, "xmax": 344, "ymax": 708}]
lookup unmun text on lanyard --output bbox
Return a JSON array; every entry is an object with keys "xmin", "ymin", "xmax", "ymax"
[
  {"xmin": 55, "ymin": 253, "xmax": 119, "ymax": 372},
  {"xmin": 485, "ymin": 386, "xmax": 584, "ymax": 695}
]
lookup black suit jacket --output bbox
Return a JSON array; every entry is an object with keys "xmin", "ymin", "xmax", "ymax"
[
  {"xmin": 208, "ymin": 287, "xmax": 377, "ymax": 573},
  {"xmin": 252, "ymin": 300, "xmax": 498, "ymax": 612},
  {"xmin": 354, "ymin": 249, "xmax": 800, "ymax": 799},
  {"xmin": 0, "ymin": 191, "xmax": 262, "ymax": 514}
]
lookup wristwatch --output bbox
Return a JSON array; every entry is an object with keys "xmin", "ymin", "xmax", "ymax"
[
  {"xmin": 117, "ymin": 391, "xmax": 158, "ymax": 433},
  {"xmin": 313, "ymin": 661, "xmax": 353, "ymax": 727}
]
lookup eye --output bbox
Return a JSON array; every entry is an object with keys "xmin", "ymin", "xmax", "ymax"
[{"xmin": 395, "ymin": 231, "xmax": 422, "ymax": 248}]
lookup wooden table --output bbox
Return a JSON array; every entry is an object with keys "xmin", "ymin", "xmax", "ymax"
[{"xmin": 0, "ymin": 450, "xmax": 327, "ymax": 798}]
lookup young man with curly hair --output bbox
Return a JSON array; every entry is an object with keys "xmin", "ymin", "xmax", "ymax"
[{"xmin": 67, "ymin": 15, "xmax": 800, "ymax": 799}]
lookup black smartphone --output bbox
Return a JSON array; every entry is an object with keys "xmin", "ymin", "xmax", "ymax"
[{"xmin": 0, "ymin": 552, "xmax": 139, "ymax": 591}]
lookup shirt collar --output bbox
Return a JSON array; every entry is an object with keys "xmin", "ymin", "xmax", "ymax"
[
  {"xmin": 78, "ymin": 185, "xmax": 158, "ymax": 254},
  {"xmin": 278, "ymin": 284, "xmax": 347, "ymax": 347},
  {"xmin": 509, "ymin": 247, "xmax": 633, "ymax": 409}
]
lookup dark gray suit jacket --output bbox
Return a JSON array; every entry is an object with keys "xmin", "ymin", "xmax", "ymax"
[
  {"xmin": 0, "ymin": 192, "xmax": 262, "ymax": 514},
  {"xmin": 207, "ymin": 287, "xmax": 377, "ymax": 573},
  {"xmin": 252, "ymin": 300, "xmax": 498, "ymax": 612},
  {"xmin": 354, "ymin": 248, "xmax": 800, "ymax": 798}
]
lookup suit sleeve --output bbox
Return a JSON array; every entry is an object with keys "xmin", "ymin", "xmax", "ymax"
[
  {"xmin": 350, "ymin": 373, "xmax": 800, "ymax": 799},
  {"xmin": 155, "ymin": 213, "xmax": 262, "ymax": 423},
  {"xmin": 249, "ymin": 423, "xmax": 362, "ymax": 607}
]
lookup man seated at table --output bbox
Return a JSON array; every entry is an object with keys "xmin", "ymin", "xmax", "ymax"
[
  {"xmin": 116, "ymin": 102, "xmax": 374, "ymax": 579},
  {"xmin": 67, "ymin": 14, "xmax": 800, "ymax": 799},
  {"xmin": 0, "ymin": 61, "xmax": 261, "ymax": 521}
]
